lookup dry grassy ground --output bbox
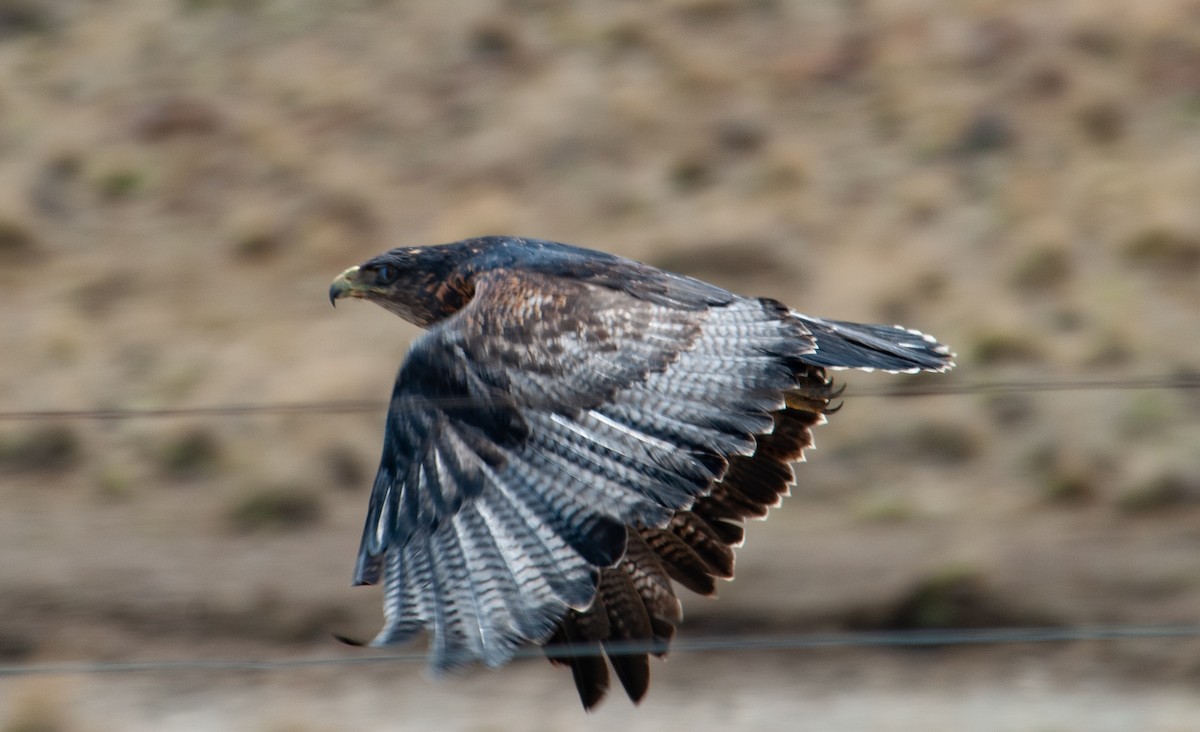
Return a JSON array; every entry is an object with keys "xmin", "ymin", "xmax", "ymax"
[{"xmin": 2, "ymin": 1, "xmax": 1200, "ymax": 729}]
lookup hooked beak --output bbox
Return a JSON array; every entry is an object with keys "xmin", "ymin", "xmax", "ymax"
[{"xmin": 329, "ymin": 266, "xmax": 362, "ymax": 307}]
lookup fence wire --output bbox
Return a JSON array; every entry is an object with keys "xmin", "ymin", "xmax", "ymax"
[
  {"xmin": 1, "ymin": 376, "xmax": 1197, "ymax": 680},
  {"xmin": 0, "ymin": 624, "xmax": 1197, "ymax": 679},
  {"xmin": 0, "ymin": 374, "xmax": 1197, "ymax": 422}
]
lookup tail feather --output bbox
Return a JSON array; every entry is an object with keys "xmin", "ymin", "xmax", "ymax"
[{"xmin": 793, "ymin": 314, "xmax": 955, "ymax": 373}]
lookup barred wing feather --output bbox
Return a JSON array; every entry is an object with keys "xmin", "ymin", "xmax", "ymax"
[{"xmin": 354, "ymin": 271, "xmax": 818, "ymax": 677}]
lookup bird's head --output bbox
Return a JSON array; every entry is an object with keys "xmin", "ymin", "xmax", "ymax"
[{"xmin": 329, "ymin": 246, "xmax": 473, "ymax": 327}]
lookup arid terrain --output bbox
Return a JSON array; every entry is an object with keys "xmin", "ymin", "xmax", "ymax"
[{"xmin": 2, "ymin": 1, "xmax": 1200, "ymax": 730}]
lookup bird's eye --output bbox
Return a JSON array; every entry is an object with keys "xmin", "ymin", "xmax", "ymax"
[{"xmin": 374, "ymin": 264, "xmax": 397, "ymax": 285}]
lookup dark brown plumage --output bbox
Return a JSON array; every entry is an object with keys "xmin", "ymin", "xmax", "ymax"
[{"xmin": 329, "ymin": 236, "xmax": 954, "ymax": 709}]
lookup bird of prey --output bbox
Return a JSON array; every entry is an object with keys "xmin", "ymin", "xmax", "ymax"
[{"xmin": 329, "ymin": 236, "xmax": 953, "ymax": 709}]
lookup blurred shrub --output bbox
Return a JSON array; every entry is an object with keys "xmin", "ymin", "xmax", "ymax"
[
  {"xmin": 845, "ymin": 563, "xmax": 1058, "ymax": 634},
  {"xmin": 230, "ymin": 226, "xmax": 282, "ymax": 263},
  {"xmin": 885, "ymin": 566, "xmax": 989, "ymax": 629},
  {"xmin": 0, "ymin": 1, "xmax": 55, "ymax": 40},
  {"xmin": 902, "ymin": 421, "xmax": 982, "ymax": 465},
  {"xmin": 865, "ymin": 564, "xmax": 1056, "ymax": 632},
  {"xmin": 1117, "ymin": 471, "xmax": 1200, "ymax": 514},
  {"xmin": 94, "ymin": 465, "xmax": 134, "ymax": 501},
  {"xmin": 1041, "ymin": 467, "xmax": 1096, "ymax": 506},
  {"xmin": 1176, "ymin": 367, "xmax": 1200, "ymax": 415},
  {"xmin": 669, "ymin": 154, "xmax": 713, "ymax": 193},
  {"xmin": 227, "ymin": 486, "xmax": 322, "ymax": 532},
  {"xmin": 966, "ymin": 17, "xmax": 1029, "ymax": 68},
  {"xmin": 1122, "ymin": 228, "xmax": 1200, "ymax": 275},
  {"xmin": 0, "ymin": 629, "xmax": 34, "ymax": 661},
  {"xmin": 982, "ymin": 392, "xmax": 1035, "ymax": 429},
  {"xmin": 970, "ymin": 331, "xmax": 1044, "ymax": 366},
  {"xmin": 1077, "ymin": 100, "xmax": 1125, "ymax": 145},
  {"xmin": 1071, "ymin": 26, "xmax": 1122, "ymax": 58},
  {"xmin": 713, "ymin": 117, "xmax": 767, "ymax": 154},
  {"xmin": 0, "ymin": 216, "xmax": 38, "ymax": 263},
  {"xmin": 158, "ymin": 428, "xmax": 221, "ymax": 480},
  {"xmin": 671, "ymin": 0, "xmax": 745, "ymax": 24},
  {"xmin": 1009, "ymin": 246, "xmax": 1071, "ymax": 292},
  {"xmin": 913, "ymin": 270, "xmax": 950, "ymax": 300},
  {"xmin": 1083, "ymin": 329, "xmax": 1134, "ymax": 368},
  {"xmin": 72, "ymin": 272, "xmax": 135, "ymax": 316},
  {"xmin": 1025, "ymin": 64, "xmax": 1069, "ymax": 98},
  {"xmin": 132, "ymin": 96, "xmax": 222, "ymax": 141},
  {"xmin": 468, "ymin": 20, "xmax": 520, "ymax": 64},
  {"xmin": 178, "ymin": 0, "xmax": 265, "ymax": 16},
  {"xmin": 1119, "ymin": 391, "xmax": 1176, "ymax": 439},
  {"xmin": 235, "ymin": 592, "xmax": 350, "ymax": 645},
  {"xmin": 0, "ymin": 425, "xmax": 81, "ymax": 474},
  {"xmin": 31, "ymin": 153, "xmax": 83, "ymax": 218},
  {"xmin": 96, "ymin": 169, "xmax": 144, "ymax": 200},
  {"xmin": 854, "ymin": 491, "xmax": 916, "ymax": 524},
  {"xmin": 225, "ymin": 199, "xmax": 285, "ymax": 263},
  {"xmin": 1026, "ymin": 443, "xmax": 1106, "ymax": 506},
  {"xmin": 323, "ymin": 444, "xmax": 366, "ymax": 491},
  {"xmin": 957, "ymin": 110, "xmax": 1015, "ymax": 155}
]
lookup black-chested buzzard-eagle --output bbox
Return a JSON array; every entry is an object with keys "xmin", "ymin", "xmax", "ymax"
[{"xmin": 329, "ymin": 236, "xmax": 953, "ymax": 709}]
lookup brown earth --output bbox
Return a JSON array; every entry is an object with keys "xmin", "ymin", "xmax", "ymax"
[{"xmin": 2, "ymin": 1, "xmax": 1200, "ymax": 729}]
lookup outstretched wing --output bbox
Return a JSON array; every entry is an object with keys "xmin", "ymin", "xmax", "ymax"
[
  {"xmin": 355, "ymin": 269, "xmax": 817, "ymax": 672},
  {"xmin": 544, "ymin": 367, "xmax": 839, "ymax": 708}
]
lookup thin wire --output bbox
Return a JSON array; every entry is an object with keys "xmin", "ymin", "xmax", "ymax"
[
  {"xmin": 0, "ymin": 624, "xmax": 1197, "ymax": 678},
  {"xmin": 855, "ymin": 374, "xmax": 1200, "ymax": 398},
  {"xmin": 0, "ymin": 400, "xmax": 384, "ymax": 422},
  {"xmin": 0, "ymin": 375, "xmax": 1197, "ymax": 422}
]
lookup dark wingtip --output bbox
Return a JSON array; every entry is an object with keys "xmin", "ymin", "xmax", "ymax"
[
  {"xmin": 332, "ymin": 633, "xmax": 369, "ymax": 647},
  {"xmin": 610, "ymin": 653, "xmax": 651, "ymax": 706},
  {"xmin": 580, "ymin": 686, "xmax": 607, "ymax": 712},
  {"xmin": 566, "ymin": 650, "xmax": 610, "ymax": 711},
  {"xmin": 547, "ymin": 622, "xmax": 612, "ymax": 711}
]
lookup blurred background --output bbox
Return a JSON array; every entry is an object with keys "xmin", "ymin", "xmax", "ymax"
[{"xmin": 1, "ymin": 0, "xmax": 1199, "ymax": 729}]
